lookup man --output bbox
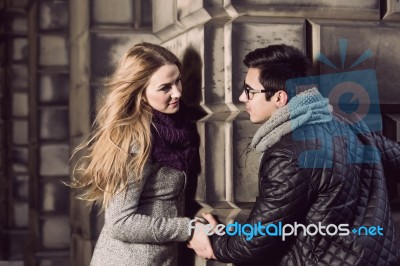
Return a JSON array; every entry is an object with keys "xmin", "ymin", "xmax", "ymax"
[{"xmin": 201, "ymin": 44, "xmax": 400, "ymax": 265}]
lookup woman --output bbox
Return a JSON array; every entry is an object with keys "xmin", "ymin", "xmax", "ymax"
[{"xmin": 70, "ymin": 43, "xmax": 212, "ymax": 265}]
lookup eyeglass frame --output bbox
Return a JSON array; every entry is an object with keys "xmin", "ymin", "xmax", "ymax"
[{"xmin": 243, "ymin": 81, "xmax": 268, "ymax": 100}]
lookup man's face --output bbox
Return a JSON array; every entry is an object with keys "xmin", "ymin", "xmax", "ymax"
[{"xmin": 239, "ymin": 68, "xmax": 279, "ymax": 124}]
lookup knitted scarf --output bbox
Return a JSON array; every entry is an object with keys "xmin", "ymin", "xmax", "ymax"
[
  {"xmin": 151, "ymin": 106, "xmax": 198, "ymax": 172},
  {"xmin": 251, "ymin": 88, "xmax": 333, "ymax": 152}
]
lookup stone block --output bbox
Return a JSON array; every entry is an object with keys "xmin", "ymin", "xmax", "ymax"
[
  {"xmin": 39, "ymin": 108, "xmax": 69, "ymax": 140},
  {"xmin": 12, "ymin": 92, "xmax": 28, "ymax": 117},
  {"xmin": 13, "ymin": 175, "xmax": 29, "ymax": 201},
  {"xmin": 90, "ymin": 32, "xmax": 160, "ymax": 78},
  {"xmin": 70, "ymin": 0, "xmax": 89, "ymax": 40},
  {"xmin": 10, "ymin": 65, "xmax": 28, "ymax": 89},
  {"xmin": 0, "ymin": 261, "xmax": 24, "ymax": 266},
  {"xmin": 37, "ymin": 258, "xmax": 70, "ymax": 266},
  {"xmin": 196, "ymin": 112, "xmax": 240, "ymax": 208},
  {"xmin": 383, "ymin": 114, "xmax": 400, "ymax": 142},
  {"xmin": 39, "ymin": 35, "xmax": 68, "ymax": 66},
  {"xmin": 176, "ymin": 0, "xmax": 211, "ymax": 30},
  {"xmin": 11, "ymin": 38, "xmax": 28, "ymax": 62},
  {"xmin": 10, "ymin": 16, "xmax": 27, "ymax": 33},
  {"xmin": 13, "ymin": 202, "xmax": 29, "ymax": 228},
  {"xmin": 70, "ymin": 234, "xmax": 93, "ymax": 266},
  {"xmin": 70, "ymin": 197, "xmax": 103, "ymax": 242},
  {"xmin": 231, "ymin": 18, "xmax": 306, "ymax": 107},
  {"xmin": 92, "ymin": 0, "xmax": 134, "ymax": 25},
  {"xmin": 316, "ymin": 22, "xmax": 400, "ymax": 105},
  {"xmin": 153, "ymin": 0, "xmax": 185, "ymax": 40},
  {"xmin": 40, "ymin": 216, "xmax": 70, "ymax": 249},
  {"xmin": 382, "ymin": 0, "xmax": 400, "ymax": 21},
  {"xmin": 39, "ymin": 144, "xmax": 69, "ymax": 176},
  {"xmin": 39, "ymin": 74, "xmax": 69, "ymax": 104},
  {"xmin": 12, "ymin": 147, "xmax": 28, "ymax": 173},
  {"xmin": 232, "ymin": 112, "xmax": 260, "ymax": 207},
  {"xmin": 70, "ymin": 87, "xmax": 90, "ymax": 140},
  {"xmin": 70, "ymin": 30, "xmax": 90, "ymax": 87},
  {"xmin": 0, "ymin": 67, "xmax": 4, "ymax": 93},
  {"xmin": 203, "ymin": 22, "xmax": 236, "ymax": 113},
  {"xmin": 8, "ymin": 231, "xmax": 29, "ymax": 260},
  {"xmin": 12, "ymin": 120, "xmax": 28, "ymax": 145},
  {"xmin": 70, "ymin": 31, "xmax": 91, "ymax": 139},
  {"xmin": 39, "ymin": 180, "xmax": 70, "ymax": 213},
  {"xmin": 70, "ymin": 198, "xmax": 93, "ymax": 240},
  {"xmin": 9, "ymin": 0, "xmax": 28, "ymax": 8},
  {"xmin": 163, "ymin": 26, "xmax": 206, "ymax": 109},
  {"xmin": 229, "ymin": 0, "xmax": 379, "ymax": 20},
  {"xmin": 140, "ymin": 0, "xmax": 152, "ymax": 27},
  {"xmin": 39, "ymin": 1, "xmax": 69, "ymax": 31}
]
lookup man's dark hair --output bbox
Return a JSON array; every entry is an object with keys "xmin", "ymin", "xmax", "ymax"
[{"xmin": 243, "ymin": 44, "xmax": 312, "ymax": 101}]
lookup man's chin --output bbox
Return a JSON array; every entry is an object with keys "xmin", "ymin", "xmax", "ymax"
[
  {"xmin": 250, "ymin": 116, "xmax": 268, "ymax": 124},
  {"xmin": 249, "ymin": 117, "xmax": 261, "ymax": 124}
]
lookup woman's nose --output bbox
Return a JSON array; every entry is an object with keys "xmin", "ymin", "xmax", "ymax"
[{"xmin": 171, "ymin": 85, "xmax": 182, "ymax": 99}]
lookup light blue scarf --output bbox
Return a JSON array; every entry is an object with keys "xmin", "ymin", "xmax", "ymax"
[{"xmin": 251, "ymin": 88, "xmax": 333, "ymax": 152}]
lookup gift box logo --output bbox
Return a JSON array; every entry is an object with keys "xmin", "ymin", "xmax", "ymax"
[{"xmin": 285, "ymin": 39, "xmax": 381, "ymax": 168}]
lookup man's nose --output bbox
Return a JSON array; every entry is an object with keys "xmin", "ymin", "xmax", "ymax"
[{"xmin": 239, "ymin": 91, "xmax": 247, "ymax": 103}]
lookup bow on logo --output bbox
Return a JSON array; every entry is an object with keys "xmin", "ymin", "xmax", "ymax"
[
  {"xmin": 317, "ymin": 39, "xmax": 379, "ymax": 129},
  {"xmin": 285, "ymin": 39, "xmax": 382, "ymax": 168}
]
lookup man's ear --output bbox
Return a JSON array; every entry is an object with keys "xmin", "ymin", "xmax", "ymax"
[{"xmin": 275, "ymin": 90, "xmax": 288, "ymax": 108}]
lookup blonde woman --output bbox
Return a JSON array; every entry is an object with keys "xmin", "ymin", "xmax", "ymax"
[{"xmin": 71, "ymin": 43, "xmax": 214, "ymax": 265}]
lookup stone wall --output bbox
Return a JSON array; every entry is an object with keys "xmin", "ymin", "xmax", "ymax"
[
  {"xmin": 69, "ymin": 1, "xmax": 400, "ymax": 266},
  {"xmin": 1, "ymin": 0, "xmax": 400, "ymax": 265}
]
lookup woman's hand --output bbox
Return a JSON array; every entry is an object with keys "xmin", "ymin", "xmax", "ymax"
[{"xmin": 187, "ymin": 214, "xmax": 217, "ymax": 260}]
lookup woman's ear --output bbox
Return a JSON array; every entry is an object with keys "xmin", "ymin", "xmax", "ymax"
[{"xmin": 275, "ymin": 90, "xmax": 288, "ymax": 108}]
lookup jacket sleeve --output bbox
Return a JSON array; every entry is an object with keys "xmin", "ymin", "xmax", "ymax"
[
  {"xmin": 373, "ymin": 133, "xmax": 400, "ymax": 174},
  {"xmin": 104, "ymin": 163, "xmax": 191, "ymax": 244},
  {"xmin": 211, "ymin": 150, "xmax": 312, "ymax": 263},
  {"xmin": 357, "ymin": 130, "xmax": 400, "ymax": 180}
]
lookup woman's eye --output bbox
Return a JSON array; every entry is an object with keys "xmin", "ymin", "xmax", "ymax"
[{"xmin": 160, "ymin": 86, "xmax": 171, "ymax": 92}]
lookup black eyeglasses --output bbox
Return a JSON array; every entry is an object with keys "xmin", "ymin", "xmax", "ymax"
[{"xmin": 243, "ymin": 81, "xmax": 267, "ymax": 100}]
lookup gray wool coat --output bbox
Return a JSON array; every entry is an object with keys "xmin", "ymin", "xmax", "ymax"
[{"xmin": 90, "ymin": 161, "xmax": 191, "ymax": 266}]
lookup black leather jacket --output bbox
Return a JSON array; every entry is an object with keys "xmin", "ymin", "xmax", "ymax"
[{"xmin": 211, "ymin": 117, "xmax": 400, "ymax": 265}]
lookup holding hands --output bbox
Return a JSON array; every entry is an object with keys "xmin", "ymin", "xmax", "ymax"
[{"xmin": 187, "ymin": 213, "xmax": 218, "ymax": 260}]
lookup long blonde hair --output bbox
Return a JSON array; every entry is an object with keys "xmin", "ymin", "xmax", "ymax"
[{"xmin": 70, "ymin": 43, "xmax": 183, "ymax": 210}]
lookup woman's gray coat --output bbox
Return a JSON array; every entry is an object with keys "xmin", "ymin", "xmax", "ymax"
[{"xmin": 90, "ymin": 161, "xmax": 191, "ymax": 266}]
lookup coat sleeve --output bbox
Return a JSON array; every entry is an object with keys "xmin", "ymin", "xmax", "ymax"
[
  {"xmin": 104, "ymin": 163, "xmax": 192, "ymax": 244},
  {"xmin": 211, "ymin": 151, "xmax": 312, "ymax": 263}
]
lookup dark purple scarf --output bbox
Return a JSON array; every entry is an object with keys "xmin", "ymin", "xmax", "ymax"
[{"xmin": 151, "ymin": 106, "xmax": 199, "ymax": 172}]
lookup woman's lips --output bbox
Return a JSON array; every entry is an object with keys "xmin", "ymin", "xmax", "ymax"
[{"xmin": 170, "ymin": 101, "xmax": 179, "ymax": 107}]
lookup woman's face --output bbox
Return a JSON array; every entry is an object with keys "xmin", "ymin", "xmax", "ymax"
[{"xmin": 145, "ymin": 64, "xmax": 182, "ymax": 114}]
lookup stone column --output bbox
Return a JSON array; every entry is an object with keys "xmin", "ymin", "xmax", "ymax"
[
  {"xmin": 0, "ymin": 0, "xmax": 30, "ymax": 264},
  {"xmin": 26, "ymin": 0, "xmax": 71, "ymax": 265}
]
